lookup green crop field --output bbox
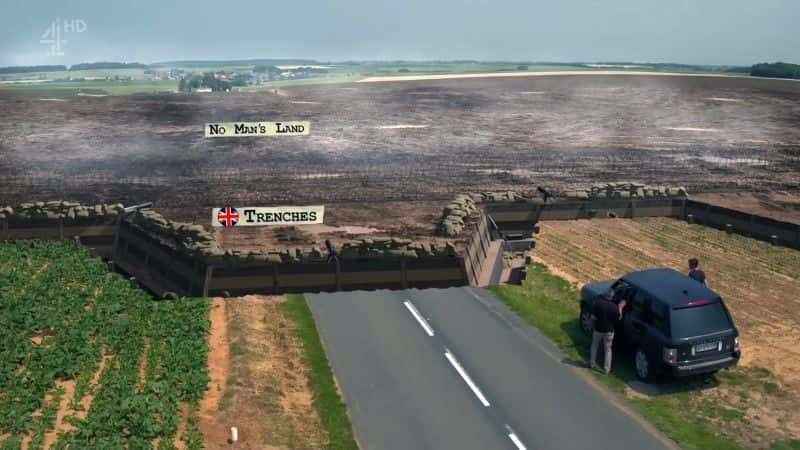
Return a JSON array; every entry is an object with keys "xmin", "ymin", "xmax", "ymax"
[{"xmin": 0, "ymin": 241, "xmax": 209, "ymax": 449}]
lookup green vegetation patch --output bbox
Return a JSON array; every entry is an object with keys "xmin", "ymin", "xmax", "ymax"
[
  {"xmin": 490, "ymin": 263, "xmax": 788, "ymax": 450},
  {"xmin": 0, "ymin": 241, "xmax": 208, "ymax": 449},
  {"xmin": 0, "ymin": 79, "xmax": 176, "ymax": 96},
  {"xmin": 751, "ymin": 62, "xmax": 800, "ymax": 79},
  {"xmin": 771, "ymin": 440, "xmax": 800, "ymax": 450},
  {"xmin": 282, "ymin": 294, "xmax": 358, "ymax": 450}
]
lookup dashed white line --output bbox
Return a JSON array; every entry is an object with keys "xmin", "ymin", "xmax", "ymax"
[
  {"xmin": 403, "ymin": 300, "xmax": 434, "ymax": 336},
  {"xmin": 444, "ymin": 348, "xmax": 491, "ymax": 407},
  {"xmin": 505, "ymin": 425, "xmax": 527, "ymax": 450}
]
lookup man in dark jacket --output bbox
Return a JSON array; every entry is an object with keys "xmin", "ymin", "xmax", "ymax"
[
  {"xmin": 688, "ymin": 258, "xmax": 706, "ymax": 285},
  {"xmin": 590, "ymin": 292, "xmax": 621, "ymax": 374}
]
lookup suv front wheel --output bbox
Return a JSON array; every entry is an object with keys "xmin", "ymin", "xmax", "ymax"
[{"xmin": 634, "ymin": 347, "xmax": 654, "ymax": 382}]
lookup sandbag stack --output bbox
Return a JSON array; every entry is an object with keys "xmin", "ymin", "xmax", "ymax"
[
  {"xmin": 0, "ymin": 201, "xmax": 124, "ymax": 221},
  {"xmin": 562, "ymin": 183, "xmax": 688, "ymax": 200},
  {"xmin": 438, "ymin": 194, "xmax": 479, "ymax": 237},
  {"xmin": 339, "ymin": 238, "xmax": 457, "ymax": 259}
]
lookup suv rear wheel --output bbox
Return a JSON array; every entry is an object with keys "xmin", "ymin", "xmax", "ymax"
[{"xmin": 634, "ymin": 347, "xmax": 653, "ymax": 381}]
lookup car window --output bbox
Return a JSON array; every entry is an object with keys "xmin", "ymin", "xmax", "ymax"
[
  {"xmin": 670, "ymin": 302, "xmax": 733, "ymax": 338},
  {"xmin": 651, "ymin": 301, "xmax": 670, "ymax": 337},
  {"xmin": 631, "ymin": 290, "xmax": 649, "ymax": 314},
  {"xmin": 614, "ymin": 281, "xmax": 633, "ymax": 302},
  {"xmin": 629, "ymin": 292, "xmax": 670, "ymax": 335}
]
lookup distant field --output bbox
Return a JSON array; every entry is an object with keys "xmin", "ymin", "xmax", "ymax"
[
  {"xmin": 0, "ymin": 68, "xmax": 149, "ymax": 81},
  {"xmin": 357, "ymin": 69, "xmax": 752, "ymax": 83},
  {"xmin": 0, "ymin": 61, "xmax": 750, "ymax": 94},
  {"xmin": 0, "ymin": 79, "xmax": 176, "ymax": 96}
]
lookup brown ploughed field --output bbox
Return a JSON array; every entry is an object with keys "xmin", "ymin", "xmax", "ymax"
[{"xmin": 2, "ymin": 73, "xmax": 800, "ymax": 243}]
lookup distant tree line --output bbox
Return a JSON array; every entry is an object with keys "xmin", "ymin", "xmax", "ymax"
[
  {"xmin": 0, "ymin": 62, "xmax": 150, "ymax": 74},
  {"xmin": 0, "ymin": 65, "xmax": 67, "ymax": 74},
  {"xmin": 750, "ymin": 62, "xmax": 800, "ymax": 79},
  {"xmin": 723, "ymin": 66, "xmax": 751, "ymax": 73},
  {"xmin": 69, "ymin": 62, "xmax": 149, "ymax": 71},
  {"xmin": 178, "ymin": 72, "xmax": 246, "ymax": 92},
  {"xmin": 253, "ymin": 65, "xmax": 281, "ymax": 75},
  {"xmin": 152, "ymin": 59, "xmax": 316, "ymax": 68}
]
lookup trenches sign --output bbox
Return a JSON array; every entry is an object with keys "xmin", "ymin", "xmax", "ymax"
[
  {"xmin": 205, "ymin": 121, "xmax": 310, "ymax": 137},
  {"xmin": 213, "ymin": 206, "xmax": 324, "ymax": 228}
]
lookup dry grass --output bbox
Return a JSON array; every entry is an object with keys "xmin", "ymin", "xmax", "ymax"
[{"xmin": 198, "ymin": 296, "xmax": 328, "ymax": 449}]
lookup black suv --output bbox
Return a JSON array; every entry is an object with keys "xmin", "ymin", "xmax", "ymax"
[{"xmin": 579, "ymin": 268, "xmax": 740, "ymax": 381}]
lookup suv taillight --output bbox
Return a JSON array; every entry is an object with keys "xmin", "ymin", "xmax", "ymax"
[
  {"xmin": 663, "ymin": 348, "xmax": 677, "ymax": 365},
  {"xmin": 734, "ymin": 337, "xmax": 740, "ymax": 352}
]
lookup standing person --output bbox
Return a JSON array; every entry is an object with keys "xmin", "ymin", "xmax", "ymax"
[
  {"xmin": 589, "ymin": 293, "xmax": 620, "ymax": 374},
  {"xmin": 688, "ymin": 258, "xmax": 706, "ymax": 285}
]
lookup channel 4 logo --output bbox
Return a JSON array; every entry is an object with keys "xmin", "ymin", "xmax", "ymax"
[{"xmin": 40, "ymin": 19, "xmax": 87, "ymax": 57}]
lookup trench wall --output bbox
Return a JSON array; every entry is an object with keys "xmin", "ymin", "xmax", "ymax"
[
  {"xmin": 484, "ymin": 198, "xmax": 800, "ymax": 250},
  {"xmin": 1, "ymin": 202, "xmax": 467, "ymax": 297},
  {"xmin": 3, "ymin": 197, "xmax": 798, "ymax": 298}
]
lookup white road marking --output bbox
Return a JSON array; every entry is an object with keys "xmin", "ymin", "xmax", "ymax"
[
  {"xmin": 403, "ymin": 300, "xmax": 434, "ymax": 336},
  {"xmin": 509, "ymin": 432, "xmax": 526, "ymax": 449},
  {"xmin": 444, "ymin": 348, "xmax": 490, "ymax": 407},
  {"xmin": 505, "ymin": 425, "xmax": 527, "ymax": 450}
]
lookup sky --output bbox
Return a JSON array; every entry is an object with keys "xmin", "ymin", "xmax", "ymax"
[{"xmin": 1, "ymin": 0, "xmax": 798, "ymax": 67}]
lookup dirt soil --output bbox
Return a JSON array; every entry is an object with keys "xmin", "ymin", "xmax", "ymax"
[
  {"xmin": 2, "ymin": 74, "xmax": 800, "ymax": 236},
  {"xmin": 198, "ymin": 296, "xmax": 327, "ymax": 449},
  {"xmin": 533, "ymin": 217, "xmax": 800, "ymax": 445}
]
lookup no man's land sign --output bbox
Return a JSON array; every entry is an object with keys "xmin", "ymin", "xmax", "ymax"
[
  {"xmin": 213, "ymin": 206, "xmax": 324, "ymax": 228},
  {"xmin": 205, "ymin": 121, "xmax": 309, "ymax": 137}
]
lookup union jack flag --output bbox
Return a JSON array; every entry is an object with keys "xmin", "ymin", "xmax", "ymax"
[{"xmin": 217, "ymin": 207, "xmax": 239, "ymax": 228}]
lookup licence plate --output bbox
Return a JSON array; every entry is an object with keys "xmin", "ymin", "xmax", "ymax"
[{"xmin": 694, "ymin": 341, "xmax": 720, "ymax": 353}]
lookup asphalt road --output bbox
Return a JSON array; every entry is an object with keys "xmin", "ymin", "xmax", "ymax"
[{"xmin": 307, "ymin": 287, "xmax": 675, "ymax": 450}]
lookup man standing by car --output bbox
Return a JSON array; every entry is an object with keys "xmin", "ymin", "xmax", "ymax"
[
  {"xmin": 688, "ymin": 258, "xmax": 706, "ymax": 285},
  {"xmin": 590, "ymin": 293, "xmax": 620, "ymax": 374}
]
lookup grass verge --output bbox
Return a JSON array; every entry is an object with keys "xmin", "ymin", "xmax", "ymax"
[
  {"xmin": 771, "ymin": 440, "xmax": 800, "ymax": 450},
  {"xmin": 283, "ymin": 294, "xmax": 358, "ymax": 450},
  {"xmin": 490, "ymin": 263, "xmax": 749, "ymax": 450}
]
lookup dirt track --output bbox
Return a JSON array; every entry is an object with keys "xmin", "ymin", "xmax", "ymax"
[
  {"xmin": 199, "ymin": 296, "xmax": 328, "ymax": 449},
  {"xmin": 2, "ymin": 73, "xmax": 800, "ymax": 234}
]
